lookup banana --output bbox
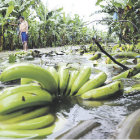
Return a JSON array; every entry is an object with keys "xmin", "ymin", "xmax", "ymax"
[
  {"xmin": 0, "ymin": 63, "xmax": 58, "ymax": 94},
  {"xmin": 47, "ymin": 66, "xmax": 59, "ymax": 88},
  {"xmin": 58, "ymin": 66, "xmax": 69, "ymax": 95},
  {"xmin": 123, "ymin": 83, "xmax": 140, "ymax": 96},
  {"xmin": 65, "ymin": 70, "xmax": 79, "ymax": 96},
  {"xmin": 112, "ymin": 63, "xmax": 140, "ymax": 80},
  {"xmin": 105, "ymin": 57, "xmax": 112, "ymax": 64},
  {"xmin": 113, "ymin": 52, "xmax": 139, "ymax": 59},
  {"xmin": 0, "ymin": 114, "xmax": 55, "ymax": 130},
  {"xmin": 21, "ymin": 78, "xmax": 35, "ymax": 85},
  {"xmin": 133, "ymin": 73, "xmax": 140, "ymax": 78},
  {"xmin": 78, "ymin": 98, "xmax": 104, "ymax": 108},
  {"xmin": 0, "ymin": 124, "xmax": 55, "ymax": 138},
  {"xmin": 76, "ymin": 72, "xmax": 107, "ymax": 96},
  {"xmin": 3, "ymin": 106, "xmax": 49, "ymax": 124},
  {"xmin": 0, "ymin": 89, "xmax": 52, "ymax": 114},
  {"xmin": 81, "ymin": 81, "xmax": 123, "ymax": 100},
  {"xmin": 0, "ymin": 108, "xmax": 32, "ymax": 121},
  {"xmin": 0, "ymin": 84, "xmax": 41, "ymax": 100},
  {"xmin": 89, "ymin": 52, "xmax": 101, "ymax": 60},
  {"xmin": 70, "ymin": 67, "xmax": 91, "ymax": 96}
]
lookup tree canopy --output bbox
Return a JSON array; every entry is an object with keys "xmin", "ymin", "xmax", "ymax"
[{"xmin": 95, "ymin": 0, "xmax": 140, "ymax": 45}]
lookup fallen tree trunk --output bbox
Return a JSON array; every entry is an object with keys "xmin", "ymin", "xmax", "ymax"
[{"xmin": 56, "ymin": 120, "xmax": 100, "ymax": 139}]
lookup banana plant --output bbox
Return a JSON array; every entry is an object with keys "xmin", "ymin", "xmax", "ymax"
[
  {"xmin": 95, "ymin": 0, "xmax": 140, "ymax": 46},
  {"xmin": 0, "ymin": 0, "xmax": 15, "ymax": 50}
]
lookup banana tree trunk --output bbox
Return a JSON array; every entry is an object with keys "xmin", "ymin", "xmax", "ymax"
[
  {"xmin": 10, "ymin": 37, "xmax": 14, "ymax": 50},
  {"xmin": 0, "ymin": 25, "xmax": 4, "ymax": 51},
  {"xmin": 0, "ymin": 35, "xmax": 3, "ymax": 51}
]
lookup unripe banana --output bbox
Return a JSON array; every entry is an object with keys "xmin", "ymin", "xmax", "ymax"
[
  {"xmin": 65, "ymin": 70, "xmax": 79, "ymax": 96},
  {"xmin": 47, "ymin": 66, "xmax": 59, "ymax": 88},
  {"xmin": 70, "ymin": 67, "xmax": 91, "ymax": 96},
  {"xmin": 0, "ymin": 114, "xmax": 55, "ymax": 130},
  {"xmin": 3, "ymin": 106, "xmax": 49, "ymax": 124},
  {"xmin": 0, "ymin": 124, "xmax": 55, "ymax": 138},
  {"xmin": 76, "ymin": 72, "xmax": 107, "ymax": 96},
  {"xmin": 0, "ymin": 63, "xmax": 58, "ymax": 94},
  {"xmin": 0, "ymin": 108, "xmax": 31, "ymax": 121},
  {"xmin": 21, "ymin": 78, "xmax": 35, "ymax": 85},
  {"xmin": 58, "ymin": 66, "xmax": 69, "ymax": 95},
  {"xmin": 77, "ymin": 98, "xmax": 104, "ymax": 108},
  {"xmin": 89, "ymin": 52, "xmax": 101, "ymax": 60},
  {"xmin": 105, "ymin": 57, "xmax": 112, "ymax": 64},
  {"xmin": 113, "ymin": 52, "xmax": 139, "ymax": 59},
  {"xmin": 112, "ymin": 63, "xmax": 140, "ymax": 80},
  {"xmin": 0, "ymin": 84, "xmax": 41, "ymax": 100},
  {"xmin": 0, "ymin": 89, "xmax": 52, "ymax": 114},
  {"xmin": 81, "ymin": 81, "xmax": 123, "ymax": 100}
]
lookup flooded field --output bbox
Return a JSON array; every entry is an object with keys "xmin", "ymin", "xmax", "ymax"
[{"xmin": 0, "ymin": 47, "xmax": 140, "ymax": 139}]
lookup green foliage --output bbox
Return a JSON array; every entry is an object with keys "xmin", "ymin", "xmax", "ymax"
[
  {"xmin": 8, "ymin": 54, "xmax": 16, "ymax": 63},
  {"xmin": 95, "ymin": 0, "xmax": 140, "ymax": 45},
  {"xmin": 0, "ymin": 0, "xmax": 93, "ymax": 50},
  {"xmin": 5, "ymin": 5, "xmax": 14, "ymax": 18},
  {"xmin": 96, "ymin": 0, "xmax": 103, "ymax": 6},
  {"xmin": 136, "ymin": 42, "xmax": 140, "ymax": 51},
  {"xmin": 88, "ymin": 44, "xmax": 98, "ymax": 51}
]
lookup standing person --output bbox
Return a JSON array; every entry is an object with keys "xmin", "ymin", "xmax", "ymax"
[{"xmin": 19, "ymin": 16, "xmax": 28, "ymax": 51}]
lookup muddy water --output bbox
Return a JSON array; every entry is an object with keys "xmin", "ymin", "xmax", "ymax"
[{"xmin": 0, "ymin": 48, "xmax": 140, "ymax": 139}]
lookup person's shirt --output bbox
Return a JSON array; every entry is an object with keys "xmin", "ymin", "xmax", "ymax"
[{"xmin": 19, "ymin": 20, "xmax": 28, "ymax": 33}]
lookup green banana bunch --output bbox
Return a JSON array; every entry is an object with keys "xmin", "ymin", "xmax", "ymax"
[
  {"xmin": 112, "ymin": 63, "xmax": 140, "ymax": 80},
  {"xmin": 0, "ymin": 84, "xmax": 41, "ymax": 100},
  {"xmin": 76, "ymin": 72, "xmax": 107, "ymax": 96},
  {"xmin": 47, "ymin": 66, "xmax": 59, "ymax": 88},
  {"xmin": 0, "ymin": 89, "xmax": 52, "ymax": 114},
  {"xmin": 0, "ymin": 63, "xmax": 126, "ymax": 139},
  {"xmin": 0, "ymin": 63, "xmax": 58, "ymax": 94},
  {"xmin": 58, "ymin": 66, "xmax": 69, "ymax": 95},
  {"xmin": 70, "ymin": 67, "xmax": 91, "ymax": 96},
  {"xmin": 81, "ymin": 81, "xmax": 123, "ymax": 100},
  {"xmin": 3, "ymin": 106, "xmax": 49, "ymax": 124},
  {"xmin": 0, "ymin": 124, "xmax": 55, "ymax": 138},
  {"xmin": 65, "ymin": 70, "xmax": 79, "ymax": 96},
  {"xmin": 0, "ymin": 114, "xmax": 55, "ymax": 130}
]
